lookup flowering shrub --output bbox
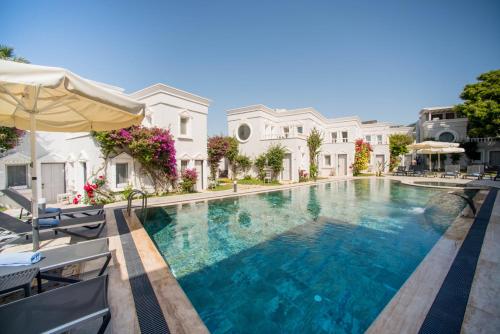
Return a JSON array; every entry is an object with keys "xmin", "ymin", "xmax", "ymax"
[
  {"xmin": 299, "ymin": 169, "xmax": 309, "ymax": 182},
  {"xmin": 72, "ymin": 194, "xmax": 82, "ymax": 205},
  {"xmin": 0, "ymin": 126, "xmax": 25, "ymax": 152},
  {"xmin": 93, "ymin": 126, "xmax": 177, "ymax": 193},
  {"xmin": 180, "ymin": 168, "xmax": 198, "ymax": 193},
  {"xmin": 351, "ymin": 139, "xmax": 372, "ymax": 176},
  {"xmin": 83, "ymin": 175, "xmax": 109, "ymax": 204},
  {"xmin": 207, "ymin": 136, "xmax": 229, "ymax": 179}
]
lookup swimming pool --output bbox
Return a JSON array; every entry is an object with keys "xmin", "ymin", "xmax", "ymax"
[{"xmin": 141, "ymin": 179, "xmax": 466, "ymax": 333}]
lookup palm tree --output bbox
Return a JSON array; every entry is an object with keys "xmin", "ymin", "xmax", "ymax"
[{"xmin": 0, "ymin": 45, "xmax": 29, "ymax": 63}]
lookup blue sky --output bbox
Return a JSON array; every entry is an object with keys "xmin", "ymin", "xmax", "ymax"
[{"xmin": 2, "ymin": 0, "xmax": 499, "ymax": 134}]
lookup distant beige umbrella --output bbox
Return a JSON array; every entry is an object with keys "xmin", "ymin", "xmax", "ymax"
[
  {"xmin": 0, "ymin": 60, "xmax": 145, "ymax": 250},
  {"xmin": 416, "ymin": 146, "xmax": 465, "ymax": 171}
]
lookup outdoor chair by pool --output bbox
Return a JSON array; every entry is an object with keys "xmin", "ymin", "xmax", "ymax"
[
  {"xmin": 0, "ymin": 211, "xmax": 106, "ymax": 240},
  {"xmin": 441, "ymin": 165, "xmax": 460, "ymax": 179},
  {"xmin": 463, "ymin": 165, "xmax": 484, "ymax": 180},
  {"xmin": 1, "ymin": 188, "xmax": 104, "ymax": 220},
  {"xmin": 394, "ymin": 166, "xmax": 408, "ymax": 176},
  {"xmin": 0, "ymin": 275, "xmax": 111, "ymax": 334},
  {"xmin": 36, "ymin": 238, "xmax": 111, "ymax": 292}
]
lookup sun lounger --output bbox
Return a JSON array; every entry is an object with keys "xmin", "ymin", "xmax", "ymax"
[
  {"xmin": 0, "ymin": 275, "xmax": 111, "ymax": 334},
  {"xmin": 393, "ymin": 166, "xmax": 408, "ymax": 176},
  {"xmin": 463, "ymin": 165, "xmax": 484, "ymax": 180},
  {"xmin": 1, "ymin": 188, "xmax": 104, "ymax": 219},
  {"xmin": 0, "ymin": 211, "xmax": 106, "ymax": 240},
  {"xmin": 36, "ymin": 238, "xmax": 111, "ymax": 292},
  {"xmin": 441, "ymin": 165, "xmax": 460, "ymax": 179}
]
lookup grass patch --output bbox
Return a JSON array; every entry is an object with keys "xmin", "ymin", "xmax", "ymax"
[
  {"xmin": 237, "ymin": 178, "xmax": 280, "ymax": 186},
  {"xmin": 0, "ymin": 206, "xmax": 6, "ymax": 212},
  {"xmin": 356, "ymin": 173, "xmax": 375, "ymax": 177},
  {"xmin": 208, "ymin": 184, "xmax": 233, "ymax": 191}
]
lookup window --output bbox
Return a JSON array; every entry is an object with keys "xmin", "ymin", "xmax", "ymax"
[
  {"xmin": 297, "ymin": 126, "xmax": 303, "ymax": 134},
  {"xmin": 283, "ymin": 126, "xmax": 290, "ymax": 138},
  {"xmin": 445, "ymin": 113, "xmax": 455, "ymax": 119},
  {"xmin": 342, "ymin": 131, "xmax": 348, "ymax": 143},
  {"xmin": 365, "ymin": 135, "xmax": 371, "ymax": 143},
  {"xmin": 377, "ymin": 135, "xmax": 383, "ymax": 145},
  {"xmin": 332, "ymin": 132, "xmax": 338, "ymax": 143},
  {"xmin": 438, "ymin": 132, "xmax": 455, "ymax": 142},
  {"xmin": 116, "ymin": 163, "xmax": 129, "ymax": 186},
  {"xmin": 432, "ymin": 113, "xmax": 443, "ymax": 120},
  {"xmin": 7, "ymin": 165, "xmax": 27, "ymax": 187},
  {"xmin": 181, "ymin": 160, "xmax": 189, "ymax": 172},
  {"xmin": 237, "ymin": 123, "xmax": 252, "ymax": 142},
  {"xmin": 180, "ymin": 117, "xmax": 189, "ymax": 136},
  {"xmin": 324, "ymin": 155, "xmax": 331, "ymax": 166},
  {"xmin": 81, "ymin": 162, "xmax": 87, "ymax": 183}
]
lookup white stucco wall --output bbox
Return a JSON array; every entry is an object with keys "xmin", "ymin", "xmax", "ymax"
[{"xmin": 0, "ymin": 83, "xmax": 210, "ymax": 205}]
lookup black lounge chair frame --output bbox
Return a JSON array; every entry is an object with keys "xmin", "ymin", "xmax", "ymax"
[
  {"xmin": 0, "ymin": 211, "xmax": 107, "ymax": 241},
  {"xmin": 1, "ymin": 188, "xmax": 104, "ymax": 220}
]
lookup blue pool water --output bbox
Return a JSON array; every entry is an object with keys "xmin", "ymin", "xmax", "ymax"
[{"xmin": 141, "ymin": 179, "xmax": 466, "ymax": 333}]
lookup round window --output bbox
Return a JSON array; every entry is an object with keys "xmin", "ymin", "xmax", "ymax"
[
  {"xmin": 237, "ymin": 124, "xmax": 251, "ymax": 142},
  {"xmin": 438, "ymin": 132, "xmax": 455, "ymax": 142}
]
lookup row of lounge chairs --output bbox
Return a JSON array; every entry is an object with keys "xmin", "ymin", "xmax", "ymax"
[
  {"xmin": 0, "ymin": 239, "xmax": 112, "ymax": 334},
  {"xmin": 0, "ymin": 188, "xmax": 111, "ymax": 333},
  {"xmin": 394, "ymin": 165, "xmax": 498, "ymax": 180}
]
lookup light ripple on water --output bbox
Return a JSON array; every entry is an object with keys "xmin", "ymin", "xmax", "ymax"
[{"xmin": 141, "ymin": 179, "xmax": 467, "ymax": 334}]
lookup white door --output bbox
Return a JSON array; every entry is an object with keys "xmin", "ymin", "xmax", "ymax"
[
  {"xmin": 338, "ymin": 154, "xmax": 347, "ymax": 176},
  {"xmin": 195, "ymin": 160, "xmax": 204, "ymax": 190},
  {"xmin": 281, "ymin": 154, "xmax": 292, "ymax": 181},
  {"xmin": 41, "ymin": 163, "xmax": 66, "ymax": 203}
]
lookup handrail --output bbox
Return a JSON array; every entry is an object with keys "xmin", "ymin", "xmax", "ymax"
[{"xmin": 126, "ymin": 189, "xmax": 148, "ymax": 218}]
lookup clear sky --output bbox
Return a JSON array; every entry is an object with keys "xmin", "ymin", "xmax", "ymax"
[{"xmin": 2, "ymin": 0, "xmax": 499, "ymax": 134}]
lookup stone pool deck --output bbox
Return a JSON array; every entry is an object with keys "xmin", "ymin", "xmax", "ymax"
[{"xmin": 1, "ymin": 176, "xmax": 499, "ymax": 333}]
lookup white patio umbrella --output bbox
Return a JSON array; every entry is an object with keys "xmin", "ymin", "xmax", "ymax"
[
  {"xmin": 416, "ymin": 147, "xmax": 465, "ymax": 171},
  {"xmin": 0, "ymin": 60, "xmax": 145, "ymax": 250},
  {"xmin": 407, "ymin": 141, "xmax": 462, "ymax": 171}
]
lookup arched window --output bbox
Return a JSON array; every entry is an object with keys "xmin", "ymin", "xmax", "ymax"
[
  {"xmin": 438, "ymin": 132, "xmax": 455, "ymax": 142},
  {"xmin": 237, "ymin": 123, "xmax": 252, "ymax": 142}
]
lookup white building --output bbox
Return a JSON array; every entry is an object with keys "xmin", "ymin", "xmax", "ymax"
[
  {"xmin": 416, "ymin": 106, "xmax": 500, "ymax": 166},
  {"xmin": 0, "ymin": 83, "xmax": 210, "ymax": 204},
  {"xmin": 226, "ymin": 105, "xmax": 412, "ymax": 182}
]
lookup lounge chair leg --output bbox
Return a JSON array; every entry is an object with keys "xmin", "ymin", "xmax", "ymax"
[
  {"xmin": 37, "ymin": 273, "xmax": 42, "ymax": 293},
  {"xmin": 98, "ymin": 312, "xmax": 111, "ymax": 334},
  {"xmin": 98, "ymin": 254, "xmax": 112, "ymax": 276}
]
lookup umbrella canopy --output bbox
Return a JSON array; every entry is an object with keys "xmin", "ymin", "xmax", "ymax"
[
  {"xmin": 407, "ymin": 140, "xmax": 460, "ymax": 150},
  {"xmin": 0, "ymin": 60, "xmax": 145, "ymax": 250},
  {"xmin": 0, "ymin": 60, "xmax": 144, "ymax": 131},
  {"xmin": 416, "ymin": 146, "xmax": 465, "ymax": 171}
]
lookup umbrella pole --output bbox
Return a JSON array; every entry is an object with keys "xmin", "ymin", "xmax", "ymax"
[
  {"xmin": 438, "ymin": 153, "xmax": 441, "ymax": 171},
  {"xmin": 30, "ymin": 113, "xmax": 40, "ymax": 251},
  {"xmin": 429, "ymin": 154, "xmax": 431, "ymax": 171}
]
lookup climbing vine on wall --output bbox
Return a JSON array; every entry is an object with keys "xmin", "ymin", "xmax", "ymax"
[
  {"xmin": 92, "ymin": 126, "xmax": 177, "ymax": 193},
  {"xmin": 0, "ymin": 126, "xmax": 25, "ymax": 152},
  {"xmin": 351, "ymin": 139, "xmax": 372, "ymax": 176}
]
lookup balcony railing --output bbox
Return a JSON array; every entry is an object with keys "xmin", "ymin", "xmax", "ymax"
[{"xmin": 466, "ymin": 137, "xmax": 500, "ymax": 143}]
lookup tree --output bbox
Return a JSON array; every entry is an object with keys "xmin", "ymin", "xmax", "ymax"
[
  {"xmin": 0, "ymin": 45, "xmax": 28, "ymax": 151},
  {"xmin": 307, "ymin": 128, "xmax": 323, "ymax": 180},
  {"xmin": 454, "ymin": 69, "xmax": 500, "ymax": 137},
  {"xmin": 266, "ymin": 144, "xmax": 286, "ymax": 181},
  {"xmin": 207, "ymin": 135, "xmax": 229, "ymax": 180},
  {"xmin": 226, "ymin": 137, "xmax": 239, "ymax": 179},
  {"xmin": 0, "ymin": 45, "xmax": 29, "ymax": 63},
  {"xmin": 351, "ymin": 139, "xmax": 372, "ymax": 176},
  {"xmin": 388, "ymin": 134, "xmax": 413, "ymax": 171},
  {"xmin": 235, "ymin": 154, "xmax": 252, "ymax": 177},
  {"xmin": 254, "ymin": 153, "xmax": 267, "ymax": 180},
  {"xmin": 460, "ymin": 141, "xmax": 480, "ymax": 162}
]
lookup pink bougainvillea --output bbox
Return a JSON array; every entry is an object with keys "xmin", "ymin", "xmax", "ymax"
[
  {"xmin": 351, "ymin": 139, "xmax": 373, "ymax": 175},
  {"xmin": 93, "ymin": 126, "xmax": 177, "ymax": 192},
  {"xmin": 180, "ymin": 168, "xmax": 198, "ymax": 193}
]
